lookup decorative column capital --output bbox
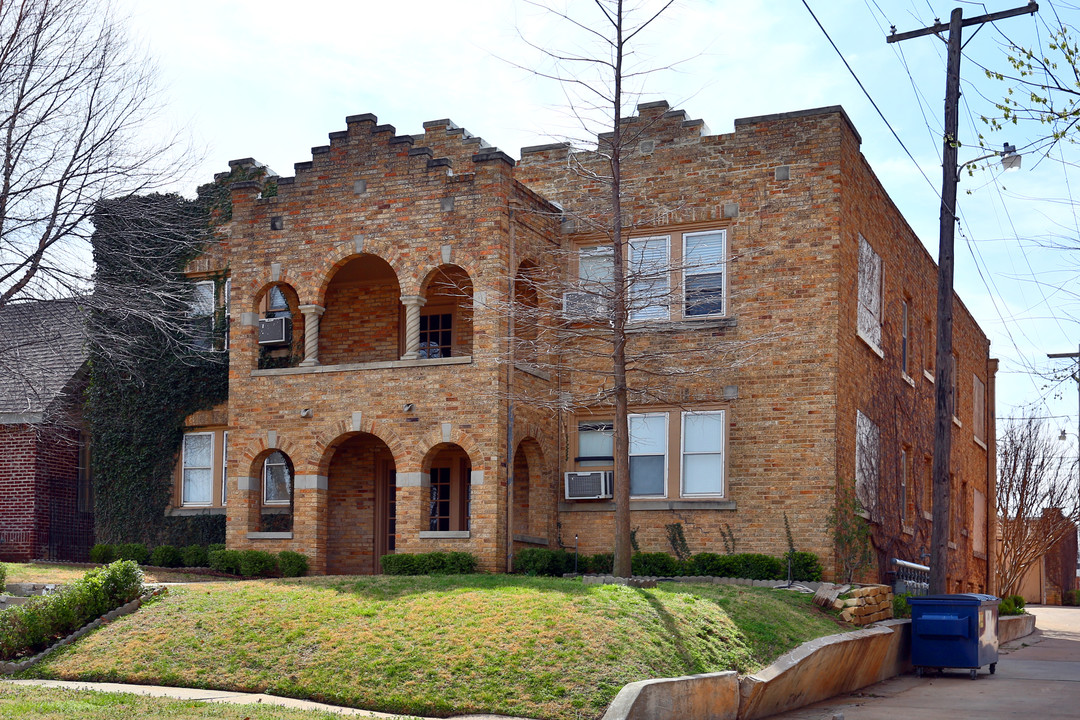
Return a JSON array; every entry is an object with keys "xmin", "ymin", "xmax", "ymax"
[
  {"xmin": 298, "ymin": 304, "xmax": 325, "ymax": 317},
  {"xmin": 399, "ymin": 294, "xmax": 426, "ymax": 309}
]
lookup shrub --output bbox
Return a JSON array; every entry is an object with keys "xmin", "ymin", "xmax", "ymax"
[
  {"xmin": 514, "ymin": 548, "xmax": 574, "ymax": 576},
  {"xmin": 1064, "ymin": 589, "xmax": 1080, "ymax": 607},
  {"xmin": 114, "ymin": 543, "xmax": 149, "ymax": 565},
  {"xmin": 0, "ymin": 560, "xmax": 143, "ymax": 661},
  {"xmin": 89, "ymin": 544, "xmax": 115, "ymax": 564},
  {"xmin": 238, "ymin": 550, "xmax": 278, "ymax": 578},
  {"xmin": 632, "ymin": 552, "xmax": 684, "ymax": 577},
  {"xmin": 380, "ymin": 552, "xmax": 477, "ymax": 575},
  {"xmin": 0, "ymin": 563, "xmax": 5, "ymax": 592},
  {"xmin": 583, "ymin": 553, "xmax": 613, "ymax": 574},
  {"xmin": 788, "ymin": 552, "xmax": 823, "ymax": 582},
  {"xmin": 149, "ymin": 545, "xmax": 183, "ymax": 568},
  {"xmin": 207, "ymin": 543, "xmax": 226, "ymax": 554},
  {"xmin": 1010, "ymin": 594, "xmax": 1026, "ymax": 612},
  {"xmin": 999, "ymin": 595, "xmax": 1027, "ymax": 616},
  {"xmin": 208, "ymin": 549, "xmax": 242, "ymax": 575},
  {"xmin": 181, "ymin": 545, "xmax": 209, "ymax": 568},
  {"xmin": 688, "ymin": 553, "xmax": 738, "ymax": 577},
  {"xmin": 278, "ymin": 551, "xmax": 308, "ymax": 578},
  {"xmin": 892, "ymin": 592, "xmax": 912, "ymax": 618},
  {"xmin": 738, "ymin": 553, "xmax": 785, "ymax": 580}
]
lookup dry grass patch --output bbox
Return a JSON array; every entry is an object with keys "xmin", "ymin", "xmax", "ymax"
[
  {"xmin": 2, "ymin": 563, "xmax": 228, "ymax": 585},
  {"xmin": 24, "ymin": 575, "xmax": 841, "ymax": 720}
]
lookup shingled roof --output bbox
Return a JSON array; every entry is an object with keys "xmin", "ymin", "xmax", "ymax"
[{"xmin": 0, "ymin": 299, "xmax": 88, "ymax": 423}]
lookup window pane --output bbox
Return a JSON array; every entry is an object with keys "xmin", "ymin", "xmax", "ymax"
[
  {"xmin": 630, "ymin": 415, "xmax": 666, "ymax": 455},
  {"xmin": 183, "ymin": 434, "xmax": 212, "ymax": 468},
  {"xmin": 579, "ymin": 248, "xmax": 613, "ymax": 284},
  {"xmin": 683, "ymin": 413, "xmax": 723, "ymax": 453},
  {"xmin": 191, "ymin": 282, "xmax": 215, "ymax": 316},
  {"xmin": 685, "ymin": 231, "xmax": 725, "ymax": 267},
  {"xmin": 685, "ymin": 273, "xmax": 724, "ymax": 316},
  {"xmin": 629, "ymin": 237, "xmax": 669, "ymax": 321},
  {"xmin": 183, "ymin": 469, "xmax": 212, "ymax": 504},
  {"xmin": 683, "ymin": 454, "xmax": 723, "ymax": 495},
  {"xmin": 630, "ymin": 455, "xmax": 665, "ymax": 496},
  {"xmin": 579, "ymin": 422, "xmax": 613, "ymax": 457},
  {"xmin": 264, "ymin": 453, "xmax": 292, "ymax": 503},
  {"xmin": 268, "ymin": 286, "xmax": 288, "ymax": 311}
]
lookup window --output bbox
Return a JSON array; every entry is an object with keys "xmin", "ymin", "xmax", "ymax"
[
  {"xmin": 683, "ymin": 230, "xmax": 726, "ymax": 317},
  {"xmin": 419, "ymin": 312, "xmax": 452, "ymax": 358},
  {"xmin": 221, "ymin": 431, "xmax": 229, "ymax": 506},
  {"xmin": 266, "ymin": 285, "xmax": 290, "ymax": 317},
  {"xmin": 924, "ymin": 317, "xmax": 934, "ymax": 378},
  {"xmin": 223, "ymin": 278, "xmax": 231, "ymax": 350},
  {"xmin": 901, "ymin": 299, "xmax": 910, "ymax": 376},
  {"xmin": 900, "ymin": 445, "xmax": 911, "ymax": 527},
  {"xmin": 263, "ymin": 451, "xmax": 292, "ymax": 505},
  {"xmin": 973, "ymin": 375, "xmax": 986, "ymax": 445},
  {"xmin": 182, "ymin": 432, "xmax": 214, "ymax": 505},
  {"xmin": 857, "ymin": 235, "xmax": 882, "ymax": 352},
  {"xmin": 629, "ymin": 413, "xmax": 667, "ymax": 496},
  {"xmin": 681, "ymin": 411, "xmax": 725, "ymax": 496},
  {"xmin": 854, "ymin": 410, "xmax": 880, "ymax": 517},
  {"xmin": 577, "ymin": 420, "xmax": 614, "ymax": 467},
  {"xmin": 429, "ymin": 467, "xmax": 451, "ymax": 531},
  {"xmin": 428, "ymin": 456, "xmax": 471, "ymax": 531},
  {"xmin": 629, "ymin": 236, "xmax": 670, "ymax": 321},
  {"xmin": 190, "ymin": 281, "xmax": 216, "ymax": 351},
  {"xmin": 579, "ymin": 246, "xmax": 614, "ymax": 286},
  {"xmin": 973, "ymin": 489, "xmax": 987, "ymax": 554},
  {"xmin": 923, "ymin": 454, "xmax": 933, "ymax": 517},
  {"xmin": 951, "ymin": 353, "xmax": 960, "ymax": 422}
]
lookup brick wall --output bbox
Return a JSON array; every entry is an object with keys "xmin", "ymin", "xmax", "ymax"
[{"xmin": 0, "ymin": 425, "xmax": 39, "ymax": 561}]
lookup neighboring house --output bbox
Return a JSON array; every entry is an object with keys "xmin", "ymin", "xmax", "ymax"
[
  {"xmin": 169, "ymin": 103, "xmax": 996, "ymax": 589},
  {"xmin": 1005, "ymin": 509, "xmax": 1078, "ymax": 605},
  {"xmin": 0, "ymin": 299, "xmax": 93, "ymax": 562}
]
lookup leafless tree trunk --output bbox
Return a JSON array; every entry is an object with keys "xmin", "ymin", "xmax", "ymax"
[
  {"xmin": 0, "ymin": 0, "xmax": 185, "ymax": 306},
  {"xmin": 996, "ymin": 416, "xmax": 1079, "ymax": 596}
]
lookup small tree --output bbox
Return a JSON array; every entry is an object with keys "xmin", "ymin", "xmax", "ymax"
[{"xmin": 996, "ymin": 416, "xmax": 1080, "ymax": 597}]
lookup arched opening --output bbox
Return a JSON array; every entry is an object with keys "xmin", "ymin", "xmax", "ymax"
[
  {"xmin": 418, "ymin": 265, "xmax": 473, "ymax": 358},
  {"xmin": 424, "ymin": 444, "xmax": 471, "ymax": 532},
  {"xmin": 326, "ymin": 433, "xmax": 397, "ymax": 575},
  {"xmin": 321, "ymin": 255, "xmax": 401, "ymax": 365},
  {"xmin": 259, "ymin": 450, "xmax": 294, "ymax": 532},
  {"xmin": 255, "ymin": 283, "xmax": 304, "ymax": 369},
  {"xmin": 513, "ymin": 443, "xmax": 531, "ymax": 537},
  {"xmin": 512, "ymin": 437, "xmax": 545, "ymax": 541}
]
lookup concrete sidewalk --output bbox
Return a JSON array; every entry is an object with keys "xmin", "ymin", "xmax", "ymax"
[
  {"xmin": 764, "ymin": 605, "xmax": 1080, "ymax": 719},
  {"xmin": 1, "ymin": 678, "xmax": 534, "ymax": 720}
]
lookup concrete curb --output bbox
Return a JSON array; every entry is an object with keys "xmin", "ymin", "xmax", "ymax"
[
  {"xmin": 999, "ymin": 613, "xmax": 1036, "ymax": 643},
  {"xmin": 600, "ymin": 672, "xmax": 739, "ymax": 720}
]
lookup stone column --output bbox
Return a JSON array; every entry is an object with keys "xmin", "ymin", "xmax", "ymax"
[
  {"xmin": 298, "ymin": 305, "xmax": 325, "ymax": 367},
  {"xmin": 400, "ymin": 295, "xmax": 426, "ymax": 360}
]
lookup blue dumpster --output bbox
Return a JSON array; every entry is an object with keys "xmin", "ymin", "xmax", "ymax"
[{"xmin": 908, "ymin": 593, "xmax": 1000, "ymax": 679}]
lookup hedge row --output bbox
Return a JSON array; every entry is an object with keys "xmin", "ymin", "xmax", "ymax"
[
  {"xmin": 90, "ymin": 543, "xmax": 308, "ymax": 578},
  {"xmin": 207, "ymin": 549, "xmax": 308, "ymax": 578},
  {"xmin": 0, "ymin": 561, "xmax": 144, "ymax": 661},
  {"xmin": 380, "ymin": 552, "xmax": 477, "ymax": 575},
  {"xmin": 513, "ymin": 548, "xmax": 823, "ymax": 582},
  {"xmin": 90, "ymin": 542, "xmax": 226, "ymax": 568}
]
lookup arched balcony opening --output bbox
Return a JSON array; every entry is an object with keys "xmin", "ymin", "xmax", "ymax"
[
  {"xmin": 417, "ymin": 265, "xmax": 473, "ymax": 359},
  {"xmin": 320, "ymin": 254, "xmax": 402, "ymax": 365},
  {"xmin": 254, "ymin": 283, "xmax": 304, "ymax": 369}
]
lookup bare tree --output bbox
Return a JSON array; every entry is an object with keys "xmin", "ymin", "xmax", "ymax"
[
  {"xmin": 996, "ymin": 415, "xmax": 1080, "ymax": 596},
  {"xmin": 0, "ymin": 0, "xmax": 183, "ymax": 306}
]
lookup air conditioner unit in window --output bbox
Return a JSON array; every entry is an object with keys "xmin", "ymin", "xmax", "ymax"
[
  {"xmin": 562, "ymin": 291, "xmax": 610, "ymax": 321},
  {"xmin": 564, "ymin": 471, "xmax": 614, "ymax": 500},
  {"xmin": 258, "ymin": 316, "xmax": 292, "ymax": 346}
]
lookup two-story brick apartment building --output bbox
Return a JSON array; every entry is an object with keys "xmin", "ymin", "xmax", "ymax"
[{"xmin": 169, "ymin": 103, "xmax": 996, "ymax": 590}]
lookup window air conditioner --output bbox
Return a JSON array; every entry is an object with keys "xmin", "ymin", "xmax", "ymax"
[
  {"xmin": 564, "ymin": 471, "xmax": 614, "ymax": 500},
  {"xmin": 562, "ymin": 291, "xmax": 609, "ymax": 320},
  {"xmin": 258, "ymin": 316, "xmax": 292, "ymax": 346}
]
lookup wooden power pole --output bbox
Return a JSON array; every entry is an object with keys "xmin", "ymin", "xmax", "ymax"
[{"xmin": 888, "ymin": 2, "xmax": 1038, "ymax": 595}]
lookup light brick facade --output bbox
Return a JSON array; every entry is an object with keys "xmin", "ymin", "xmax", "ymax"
[{"xmin": 172, "ymin": 103, "xmax": 996, "ymax": 589}]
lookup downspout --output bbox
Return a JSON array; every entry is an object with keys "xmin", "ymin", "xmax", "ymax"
[
  {"xmin": 506, "ymin": 199, "xmax": 517, "ymax": 573},
  {"xmin": 987, "ymin": 356, "xmax": 998, "ymax": 595}
]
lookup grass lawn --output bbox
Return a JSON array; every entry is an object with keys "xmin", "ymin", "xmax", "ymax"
[
  {"xmin": 20, "ymin": 574, "xmax": 843, "ymax": 720},
  {"xmin": 3, "ymin": 563, "xmax": 228, "ymax": 585},
  {"xmin": 0, "ymin": 684, "xmax": 387, "ymax": 720}
]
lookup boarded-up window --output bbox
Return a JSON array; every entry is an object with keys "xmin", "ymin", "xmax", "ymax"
[
  {"xmin": 973, "ymin": 489, "xmax": 987, "ymax": 554},
  {"xmin": 973, "ymin": 375, "xmax": 986, "ymax": 445},
  {"xmin": 857, "ymin": 235, "xmax": 882, "ymax": 351},
  {"xmin": 855, "ymin": 410, "xmax": 880, "ymax": 517}
]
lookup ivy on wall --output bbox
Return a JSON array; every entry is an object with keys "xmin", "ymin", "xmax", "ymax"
[{"xmin": 84, "ymin": 170, "xmax": 252, "ymax": 546}]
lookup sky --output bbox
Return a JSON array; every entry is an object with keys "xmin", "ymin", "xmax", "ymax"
[{"xmin": 117, "ymin": 0, "xmax": 1080, "ymax": 454}]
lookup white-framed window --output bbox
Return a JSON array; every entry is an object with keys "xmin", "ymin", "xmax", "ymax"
[
  {"xmin": 263, "ymin": 451, "xmax": 292, "ymax": 505},
  {"xmin": 221, "ymin": 430, "xmax": 229, "ymax": 506},
  {"xmin": 857, "ymin": 234, "xmax": 882, "ymax": 353},
  {"xmin": 681, "ymin": 411, "xmax": 725, "ymax": 496},
  {"xmin": 190, "ymin": 280, "xmax": 216, "ymax": 351},
  {"xmin": 629, "ymin": 236, "xmax": 670, "ymax": 321},
  {"xmin": 181, "ymin": 432, "xmax": 214, "ymax": 506},
  {"xmin": 855, "ymin": 410, "xmax": 880, "ymax": 517},
  {"xmin": 899, "ymin": 445, "xmax": 909, "ymax": 526},
  {"xmin": 629, "ymin": 413, "xmax": 667, "ymax": 496},
  {"xmin": 683, "ymin": 230, "xmax": 726, "ymax": 317},
  {"xmin": 901, "ymin": 299, "xmax": 910, "ymax": 376},
  {"xmin": 578, "ymin": 246, "xmax": 614, "ymax": 286},
  {"xmin": 972, "ymin": 374, "xmax": 986, "ymax": 445},
  {"xmin": 577, "ymin": 420, "xmax": 614, "ymax": 467}
]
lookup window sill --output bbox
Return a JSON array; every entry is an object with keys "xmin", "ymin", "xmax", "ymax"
[
  {"xmin": 513, "ymin": 534, "xmax": 549, "ymax": 546},
  {"xmin": 973, "ymin": 436, "xmax": 987, "ymax": 451},
  {"xmin": 902, "ymin": 373, "xmax": 915, "ymax": 388},
  {"xmin": 922, "ymin": 511, "xmax": 933, "ymax": 522},
  {"xmin": 419, "ymin": 530, "xmax": 470, "ymax": 539},
  {"xmin": 923, "ymin": 369, "xmax": 935, "ymax": 383},
  {"xmin": 559, "ymin": 499, "xmax": 736, "ymax": 512},
  {"xmin": 247, "ymin": 532, "xmax": 293, "ymax": 540},
  {"xmin": 952, "ymin": 416, "xmax": 962, "ymax": 429},
  {"xmin": 252, "ymin": 355, "xmax": 472, "ymax": 377},
  {"xmin": 167, "ymin": 506, "xmax": 225, "ymax": 517},
  {"xmin": 974, "ymin": 550, "xmax": 987, "ymax": 560},
  {"xmin": 856, "ymin": 330, "xmax": 884, "ymax": 359},
  {"xmin": 902, "ymin": 525, "xmax": 915, "ymax": 537},
  {"xmin": 514, "ymin": 363, "xmax": 551, "ymax": 381},
  {"xmin": 948, "ymin": 541, "xmax": 957, "ymax": 550},
  {"xmin": 626, "ymin": 316, "xmax": 737, "ymax": 334}
]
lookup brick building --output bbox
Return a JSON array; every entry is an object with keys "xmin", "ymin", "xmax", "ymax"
[
  {"xmin": 169, "ymin": 103, "xmax": 996, "ymax": 589},
  {"xmin": 0, "ymin": 299, "xmax": 93, "ymax": 562}
]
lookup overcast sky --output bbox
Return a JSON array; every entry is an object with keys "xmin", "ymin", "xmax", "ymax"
[{"xmin": 119, "ymin": 0, "xmax": 1080, "ymax": 449}]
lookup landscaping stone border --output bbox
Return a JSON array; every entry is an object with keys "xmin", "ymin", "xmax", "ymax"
[
  {"xmin": 580, "ymin": 574, "xmax": 825, "ymax": 592},
  {"xmin": 1000, "ymin": 613, "xmax": 1036, "ymax": 643},
  {"xmin": 0, "ymin": 589, "xmax": 164, "ymax": 675}
]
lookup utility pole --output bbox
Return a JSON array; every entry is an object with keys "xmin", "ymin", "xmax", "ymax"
[
  {"xmin": 1048, "ymin": 345, "xmax": 1080, "ymax": 509},
  {"xmin": 888, "ymin": 2, "xmax": 1038, "ymax": 595}
]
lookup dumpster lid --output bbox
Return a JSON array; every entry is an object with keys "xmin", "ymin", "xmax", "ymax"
[{"xmin": 907, "ymin": 593, "xmax": 999, "ymax": 605}]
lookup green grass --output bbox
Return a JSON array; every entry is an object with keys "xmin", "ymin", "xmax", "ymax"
[
  {"xmin": 22, "ymin": 575, "xmax": 843, "ymax": 720},
  {"xmin": 2, "ymin": 563, "xmax": 227, "ymax": 586},
  {"xmin": 0, "ymin": 684, "xmax": 409, "ymax": 720}
]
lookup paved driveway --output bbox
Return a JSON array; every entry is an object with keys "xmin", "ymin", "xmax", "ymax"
[{"xmin": 767, "ymin": 606, "xmax": 1080, "ymax": 719}]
